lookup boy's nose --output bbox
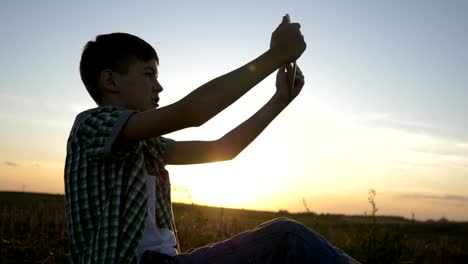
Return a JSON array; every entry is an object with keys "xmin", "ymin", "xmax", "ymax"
[
  {"xmin": 153, "ymin": 85, "xmax": 163, "ymax": 93},
  {"xmin": 153, "ymin": 79, "xmax": 163, "ymax": 92}
]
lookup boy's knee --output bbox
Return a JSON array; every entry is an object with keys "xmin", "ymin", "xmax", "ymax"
[{"xmin": 263, "ymin": 217, "xmax": 305, "ymax": 235}]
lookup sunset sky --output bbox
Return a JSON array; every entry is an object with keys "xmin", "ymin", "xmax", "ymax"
[{"xmin": 1, "ymin": 0, "xmax": 467, "ymax": 221}]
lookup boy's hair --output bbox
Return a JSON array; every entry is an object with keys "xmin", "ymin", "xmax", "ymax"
[{"xmin": 79, "ymin": 32, "xmax": 158, "ymax": 104}]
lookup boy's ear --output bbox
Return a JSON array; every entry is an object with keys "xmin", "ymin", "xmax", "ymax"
[{"xmin": 99, "ymin": 69, "xmax": 119, "ymax": 94}]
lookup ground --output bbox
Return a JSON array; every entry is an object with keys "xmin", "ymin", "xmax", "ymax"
[{"xmin": 1, "ymin": 192, "xmax": 467, "ymax": 263}]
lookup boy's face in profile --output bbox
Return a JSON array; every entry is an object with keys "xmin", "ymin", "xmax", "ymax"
[{"xmin": 112, "ymin": 58, "xmax": 162, "ymax": 111}]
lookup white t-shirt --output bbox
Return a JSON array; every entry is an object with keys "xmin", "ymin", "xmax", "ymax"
[{"xmin": 136, "ymin": 174, "xmax": 177, "ymax": 264}]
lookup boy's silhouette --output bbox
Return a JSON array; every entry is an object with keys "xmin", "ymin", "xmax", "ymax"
[{"xmin": 65, "ymin": 16, "xmax": 358, "ymax": 263}]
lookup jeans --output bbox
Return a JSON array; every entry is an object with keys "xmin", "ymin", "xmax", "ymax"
[{"xmin": 142, "ymin": 218, "xmax": 358, "ymax": 264}]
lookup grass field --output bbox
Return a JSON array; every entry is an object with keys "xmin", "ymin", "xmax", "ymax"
[{"xmin": 1, "ymin": 191, "xmax": 467, "ymax": 263}]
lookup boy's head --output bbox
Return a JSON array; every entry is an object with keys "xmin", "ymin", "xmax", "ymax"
[{"xmin": 80, "ymin": 33, "xmax": 163, "ymax": 111}]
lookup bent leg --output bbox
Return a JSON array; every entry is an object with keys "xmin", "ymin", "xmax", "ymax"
[{"xmin": 174, "ymin": 218, "xmax": 356, "ymax": 264}]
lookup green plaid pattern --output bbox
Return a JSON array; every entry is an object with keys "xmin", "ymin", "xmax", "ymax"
[
  {"xmin": 141, "ymin": 139, "xmax": 173, "ymax": 229},
  {"xmin": 65, "ymin": 106, "xmax": 175, "ymax": 263}
]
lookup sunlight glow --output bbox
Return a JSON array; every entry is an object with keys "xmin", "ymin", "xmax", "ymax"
[{"xmin": 168, "ymin": 99, "xmax": 468, "ymax": 220}]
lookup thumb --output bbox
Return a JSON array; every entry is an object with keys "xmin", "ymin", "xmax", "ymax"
[
  {"xmin": 274, "ymin": 15, "xmax": 288, "ymax": 31},
  {"xmin": 277, "ymin": 66, "xmax": 286, "ymax": 75},
  {"xmin": 277, "ymin": 66, "xmax": 287, "ymax": 82}
]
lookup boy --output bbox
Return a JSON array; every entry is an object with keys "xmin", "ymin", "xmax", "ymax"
[{"xmin": 65, "ymin": 16, "xmax": 356, "ymax": 263}]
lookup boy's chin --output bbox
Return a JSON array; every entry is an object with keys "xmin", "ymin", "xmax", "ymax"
[{"xmin": 142, "ymin": 105, "xmax": 158, "ymax": 111}]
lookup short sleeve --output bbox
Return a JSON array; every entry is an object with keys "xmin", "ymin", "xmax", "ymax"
[
  {"xmin": 144, "ymin": 136, "xmax": 175, "ymax": 165},
  {"xmin": 159, "ymin": 137, "xmax": 175, "ymax": 164},
  {"xmin": 75, "ymin": 106, "xmax": 136, "ymax": 159}
]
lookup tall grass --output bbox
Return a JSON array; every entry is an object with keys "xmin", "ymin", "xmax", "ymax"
[
  {"xmin": 0, "ymin": 193, "xmax": 68, "ymax": 263},
  {"xmin": 1, "ymin": 191, "xmax": 468, "ymax": 263}
]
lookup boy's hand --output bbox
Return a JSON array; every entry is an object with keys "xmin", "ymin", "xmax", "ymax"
[
  {"xmin": 270, "ymin": 15, "xmax": 307, "ymax": 64},
  {"xmin": 275, "ymin": 64, "xmax": 304, "ymax": 103}
]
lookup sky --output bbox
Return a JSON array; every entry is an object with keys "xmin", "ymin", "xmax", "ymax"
[{"xmin": 0, "ymin": 0, "xmax": 467, "ymax": 221}]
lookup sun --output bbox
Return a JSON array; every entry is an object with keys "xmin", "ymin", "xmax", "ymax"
[{"xmin": 168, "ymin": 143, "xmax": 292, "ymax": 209}]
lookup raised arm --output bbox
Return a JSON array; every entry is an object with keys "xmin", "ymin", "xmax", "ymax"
[
  {"xmin": 165, "ymin": 65, "xmax": 305, "ymax": 165},
  {"xmin": 120, "ymin": 16, "xmax": 306, "ymax": 143}
]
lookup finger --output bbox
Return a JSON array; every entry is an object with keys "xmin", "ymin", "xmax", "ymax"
[
  {"xmin": 277, "ymin": 66, "xmax": 287, "ymax": 79},
  {"xmin": 294, "ymin": 67, "xmax": 304, "ymax": 82},
  {"xmin": 295, "ymin": 75, "xmax": 304, "ymax": 84},
  {"xmin": 274, "ymin": 15, "xmax": 288, "ymax": 31},
  {"xmin": 294, "ymin": 71, "xmax": 304, "ymax": 81},
  {"xmin": 295, "ymin": 75, "xmax": 304, "ymax": 85},
  {"xmin": 295, "ymin": 66, "xmax": 303, "ymax": 76},
  {"xmin": 295, "ymin": 73, "xmax": 305, "ymax": 85},
  {"xmin": 291, "ymin": 23, "xmax": 301, "ymax": 30},
  {"xmin": 286, "ymin": 63, "xmax": 295, "ymax": 84},
  {"xmin": 286, "ymin": 63, "xmax": 294, "ymax": 74},
  {"xmin": 279, "ymin": 66, "xmax": 287, "ymax": 73},
  {"xmin": 282, "ymin": 15, "xmax": 289, "ymax": 25},
  {"xmin": 295, "ymin": 70, "xmax": 304, "ymax": 79},
  {"xmin": 277, "ymin": 66, "xmax": 289, "ymax": 88}
]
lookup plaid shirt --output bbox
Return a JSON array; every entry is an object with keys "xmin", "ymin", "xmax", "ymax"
[{"xmin": 64, "ymin": 106, "xmax": 175, "ymax": 263}]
